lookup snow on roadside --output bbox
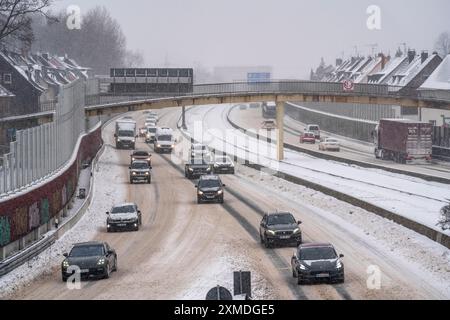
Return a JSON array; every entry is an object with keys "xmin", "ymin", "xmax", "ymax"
[
  {"xmin": 0, "ymin": 143, "xmax": 127, "ymax": 299},
  {"xmin": 236, "ymin": 164, "xmax": 450, "ymax": 297}
]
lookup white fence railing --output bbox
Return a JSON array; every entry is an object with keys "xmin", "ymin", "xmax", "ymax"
[{"xmin": 0, "ymin": 80, "xmax": 94, "ymax": 197}]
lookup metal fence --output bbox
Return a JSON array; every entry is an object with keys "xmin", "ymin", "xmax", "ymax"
[{"xmin": 0, "ymin": 80, "xmax": 89, "ymax": 196}]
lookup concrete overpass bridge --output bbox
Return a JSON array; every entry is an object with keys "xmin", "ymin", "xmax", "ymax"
[
  {"xmin": 4, "ymin": 81, "xmax": 450, "ymax": 160},
  {"xmin": 84, "ymin": 81, "xmax": 450, "ymax": 160}
]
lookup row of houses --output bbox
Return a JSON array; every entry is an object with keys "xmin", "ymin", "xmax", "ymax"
[
  {"xmin": 310, "ymin": 49, "xmax": 444, "ymax": 95},
  {"xmin": 0, "ymin": 49, "xmax": 90, "ymax": 118}
]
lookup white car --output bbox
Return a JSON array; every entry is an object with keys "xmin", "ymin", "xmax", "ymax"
[
  {"xmin": 319, "ymin": 138, "xmax": 340, "ymax": 152},
  {"xmin": 213, "ymin": 155, "xmax": 235, "ymax": 174},
  {"xmin": 190, "ymin": 143, "xmax": 211, "ymax": 159}
]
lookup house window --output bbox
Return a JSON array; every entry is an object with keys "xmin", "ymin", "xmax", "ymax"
[{"xmin": 3, "ymin": 73, "xmax": 12, "ymax": 84}]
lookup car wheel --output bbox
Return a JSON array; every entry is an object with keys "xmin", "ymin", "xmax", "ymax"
[
  {"xmin": 62, "ymin": 274, "xmax": 68, "ymax": 282},
  {"xmin": 292, "ymin": 268, "xmax": 297, "ymax": 278},
  {"xmin": 148, "ymin": 177, "xmax": 151, "ymax": 184},
  {"xmin": 112, "ymin": 258, "xmax": 118, "ymax": 272},
  {"xmin": 260, "ymin": 233, "xmax": 264, "ymax": 244},
  {"xmin": 197, "ymin": 197, "xmax": 202, "ymax": 204},
  {"xmin": 104, "ymin": 264, "xmax": 111, "ymax": 279},
  {"xmin": 220, "ymin": 197, "xmax": 224, "ymax": 204},
  {"xmin": 231, "ymin": 169, "xmax": 235, "ymax": 175},
  {"xmin": 297, "ymin": 277, "xmax": 305, "ymax": 285},
  {"xmin": 264, "ymin": 238, "xmax": 271, "ymax": 249}
]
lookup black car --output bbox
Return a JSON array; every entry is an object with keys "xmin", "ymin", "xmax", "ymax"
[
  {"xmin": 196, "ymin": 175, "xmax": 225, "ymax": 204},
  {"xmin": 259, "ymin": 212, "xmax": 302, "ymax": 248},
  {"xmin": 61, "ymin": 242, "xmax": 117, "ymax": 282},
  {"xmin": 291, "ymin": 243, "xmax": 345, "ymax": 285},
  {"xmin": 212, "ymin": 155, "xmax": 235, "ymax": 174},
  {"xmin": 185, "ymin": 158, "xmax": 212, "ymax": 179},
  {"xmin": 107, "ymin": 203, "xmax": 142, "ymax": 232}
]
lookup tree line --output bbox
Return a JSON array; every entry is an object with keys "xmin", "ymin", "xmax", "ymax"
[{"xmin": 0, "ymin": 1, "xmax": 144, "ymax": 75}]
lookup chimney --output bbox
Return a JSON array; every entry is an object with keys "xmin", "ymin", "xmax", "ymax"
[
  {"xmin": 378, "ymin": 53, "xmax": 387, "ymax": 70},
  {"xmin": 421, "ymin": 51, "xmax": 429, "ymax": 63},
  {"xmin": 407, "ymin": 49, "xmax": 416, "ymax": 63},
  {"xmin": 336, "ymin": 58, "xmax": 343, "ymax": 67}
]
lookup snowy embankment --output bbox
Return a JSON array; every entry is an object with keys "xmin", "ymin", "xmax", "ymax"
[
  {"xmin": 0, "ymin": 143, "xmax": 126, "ymax": 298},
  {"xmin": 183, "ymin": 104, "xmax": 450, "ymax": 236},
  {"xmin": 235, "ymin": 164, "xmax": 450, "ymax": 297}
]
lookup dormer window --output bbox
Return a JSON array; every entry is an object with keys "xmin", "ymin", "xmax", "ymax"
[{"xmin": 3, "ymin": 73, "xmax": 12, "ymax": 84}]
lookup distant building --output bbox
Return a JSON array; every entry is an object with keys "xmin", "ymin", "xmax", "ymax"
[{"xmin": 212, "ymin": 66, "xmax": 273, "ymax": 83}]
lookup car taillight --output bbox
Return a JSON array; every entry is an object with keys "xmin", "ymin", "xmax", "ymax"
[{"xmin": 406, "ymin": 155, "xmax": 413, "ymax": 161}]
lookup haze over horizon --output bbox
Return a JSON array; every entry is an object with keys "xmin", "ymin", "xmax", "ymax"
[{"xmin": 52, "ymin": 0, "xmax": 450, "ymax": 78}]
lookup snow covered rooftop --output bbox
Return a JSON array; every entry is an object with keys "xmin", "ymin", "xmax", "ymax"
[{"xmin": 420, "ymin": 54, "xmax": 450, "ymax": 90}]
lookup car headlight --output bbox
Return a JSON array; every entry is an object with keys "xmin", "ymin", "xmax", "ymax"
[
  {"xmin": 266, "ymin": 230, "xmax": 276, "ymax": 236},
  {"xmin": 206, "ymin": 167, "xmax": 211, "ymax": 171},
  {"xmin": 157, "ymin": 144, "xmax": 161, "ymax": 148},
  {"xmin": 132, "ymin": 172, "xmax": 137, "ymax": 175},
  {"xmin": 299, "ymin": 263, "xmax": 307, "ymax": 271},
  {"xmin": 293, "ymin": 228, "xmax": 301, "ymax": 235},
  {"xmin": 147, "ymin": 157, "xmax": 151, "ymax": 161},
  {"xmin": 189, "ymin": 168, "xmax": 194, "ymax": 172},
  {"xmin": 117, "ymin": 139, "xmax": 121, "ymax": 142},
  {"xmin": 336, "ymin": 260, "xmax": 343, "ymax": 269},
  {"xmin": 171, "ymin": 145, "xmax": 175, "ymax": 148},
  {"xmin": 217, "ymin": 190, "xmax": 223, "ymax": 195},
  {"xmin": 97, "ymin": 258, "xmax": 106, "ymax": 265},
  {"xmin": 198, "ymin": 191, "xmax": 204, "ymax": 195},
  {"xmin": 145, "ymin": 172, "xmax": 149, "ymax": 175},
  {"xmin": 62, "ymin": 260, "xmax": 70, "ymax": 268},
  {"xmin": 132, "ymin": 157, "xmax": 135, "ymax": 161}
]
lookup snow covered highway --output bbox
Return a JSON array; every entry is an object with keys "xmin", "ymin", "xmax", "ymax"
[{"xmin": 2, "ymin": 107, "xmax": 450, "ymax": 300}]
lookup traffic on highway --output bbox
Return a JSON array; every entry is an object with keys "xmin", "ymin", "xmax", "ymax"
[{"xmin": 0, "ymin": 1, "xmax": 449, "ymax": 316}]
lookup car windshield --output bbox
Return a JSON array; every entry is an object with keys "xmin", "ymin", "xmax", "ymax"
[
  {"xmin": 199, "ymin": 179, "xmax": 221, "ymax": 188},
  {"xmin": 111, "ymin": 205, "xmax": 136, "ymax": 214},
  {"xmin": 118, "ymin": 131, "xmax": 134, "ymax": 137},
  {"xmin": 215, "ymin": 156, "xmax": 231, "ymax": 163},
  {"xmin": 267, "ymin": 214, "xmax": 296, "ymax": 226},
  {"xmin": 131, "ymin": 162, "xmax": 149, "ymax": 169},
  {"xmin": 299, "ymin": 247, "xmax": 337, "ymax": 260},
  {"xmin": 70, "ymin": 245, "xmax": 104, "ymax": 257},
  {"xmin": 133, "ymin": 151, "xmax": 149, "ymax": 157},
  {"xmin": 158, "ymin": 135, "xmax": 172, "ymax": 141},
  {"xmin": 326, "ymin": 139, "xmax": 338, "ymax": 143},
  {"xmin": 148, "ymin": 128, "xmax": 157, "ymax": 133},
  {"xmin": 309, "ymin": 126, "xmax": 319, "ymax": 131}
]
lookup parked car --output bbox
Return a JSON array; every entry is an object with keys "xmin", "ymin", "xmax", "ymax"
[
  {"xmin": 299, "ymin": 131, "xmax": 316, "ymax": 144},
  {"xmin": 291, "ymin": 243, "xmax": 345, "ymax": 285},
  {"xmin": 319, "ymin": 138, "xmax": 340, "ymax": 152},
  {"xmin": 250, "ymin": 102, "xmax": 261, "ymax": 109},
  {"xmin": 61, "ymin": 241, "xmax": 117, "ymax": 282},
  {"xmin": 130, "ymin": 150, "xmax": 152, "ymax": 166},
  {"xmin": 106, "ymin": 203, "xmax": 142, "ymax": 232},
  {"xmin": 306, "ymin": 124, "xmax": 321, "ymax": 139},
  {"xmin": 196, "ymin": 175, "xmax": 225, "ymax": 204},
  {"xmin": 185, "ymin": 158, "xmax": 212, "ymax": 179},
  {"xmin": 259, "ymin": 212, "xmax": 302, "ymax": 248},
  {"xmin": 212, "ymin": 155, "xmax": 235, "ymax": 174},
  {"xmin": 129, "ymin": 160, "xmax": 152, "ymax": 184},
  {"xmin": 262, "ymin": 120, "xmax": 277, "ymax": 130}
]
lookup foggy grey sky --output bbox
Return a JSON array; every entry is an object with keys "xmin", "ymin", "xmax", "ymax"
[{"xmin": 53, "ymin": 0, "xmax": 450, "ymax": 78}]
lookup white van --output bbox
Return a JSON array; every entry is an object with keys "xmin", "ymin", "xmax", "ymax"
[{"xmin": 154, "ymin": 127, "xmax": 174, "ymax": 153}]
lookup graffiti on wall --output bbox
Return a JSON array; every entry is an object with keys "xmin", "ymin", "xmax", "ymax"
[
  {"xmin": 11, "ymin": 207, "xmax": 28, "ymax": 238},
  {"xmin": 29, "ymin": 202, "xmax": 40, "ymax": 230},
  {"xmin": 40, "ymin": 198, "xmax": 50, "ymax": 225},
  {"xmin": 0, "ymin": 216, "xmax": 11, "ymax": 246}
]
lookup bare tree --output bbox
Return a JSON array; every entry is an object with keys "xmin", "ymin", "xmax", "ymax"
[
  {"xmin": 435, "ymin": 31, "xmax": 450, "ymax": 57},
  {"xmin": 32, "ymin": 6, "xmax": 129, "ymax": 74},
  {"xmin": 124, "ymin": 50, "xmax": 146, "ymax": 68},
  {"xmin": 0, "ymin": 0, "xmax": 53, "ymax": 47}
]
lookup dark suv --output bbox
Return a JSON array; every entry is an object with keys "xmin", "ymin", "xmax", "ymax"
[
  {"xmin": 291, "ymin": 243, "xmax": 345, "ymax": 285},
  {"xmin": 185, "ymin": 158, "xmax": 212, "ymax": 179},
  {"xmin": 196, "ymin": 175, "xmax": 225, "ymax": 204},
  {"xmin": 259, "ymin": 212, "xmax": 302, "ymax": 248}
]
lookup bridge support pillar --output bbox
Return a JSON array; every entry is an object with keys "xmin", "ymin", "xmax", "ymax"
[
  {"xmin": 182, "ymin": 106, "xmax": 187, "ymax": 129},
  {"xmin": 276, "ymin": 101, "xmax": 284, "ymax": 161}
]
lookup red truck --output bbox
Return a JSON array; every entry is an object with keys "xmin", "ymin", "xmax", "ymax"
[{"xmin": 374, "ymin": 119, "xmax": 433, "ymax": 164}]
